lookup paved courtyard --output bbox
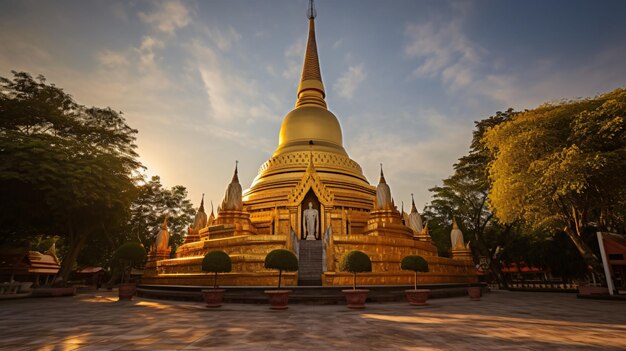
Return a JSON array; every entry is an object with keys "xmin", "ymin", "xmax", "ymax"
[{"xmin": 0, "ymin": 290, "xmax": 625, "ymax": 350}]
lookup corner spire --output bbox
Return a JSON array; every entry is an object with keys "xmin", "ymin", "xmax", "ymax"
[
  {"xmin": 231, "ymin": 160, "xmax": 239, "ymax": 183},
  {"xmin": 295, "ymin": 0, "xmax": 327, "ymax": 109},
  {"xmin": 379, "ymin": 163, "xmax": 387, "ymax": 184},
  {"xmin": 161, "ymin": 214, "xmax": 169, "ymax": 230}
]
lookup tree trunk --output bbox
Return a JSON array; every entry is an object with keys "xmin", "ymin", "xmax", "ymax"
[
  {"xmin": 473, "ymin": 224, "xmax": 511, "ymax": 289},
  {"xmin": 414, "ymin": 271, "xmax": 417, "ymax": 290},
  {"xmin": 214, "ymin": 272, "xmax": 218, "ymax": 288},
  {"xmin": 278, "ymin": 270, "xmax": 282, "ymax": 289},
  {"xmin": 58, "ymin": 233, "xmax": 88, "ymax": 284},
  {"xmin": 490, "ymin": 260, "xmax": 508, "ymax": 289},
  {"xmin": 353, "ymin": 272, "xmax": 356, "ymax": 290},
  {"xmin": 563, "ymin": 226, "xmax": 603, "ymax": 279}
]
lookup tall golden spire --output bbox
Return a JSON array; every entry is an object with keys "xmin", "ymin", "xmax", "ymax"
[{"xmin": 295, "ymin": 0, "xmax": 327, "ymax": 109}]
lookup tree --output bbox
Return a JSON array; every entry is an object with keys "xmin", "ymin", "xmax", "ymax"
[
  {"xmin": 401, "ymin": 255, "xmax": 429, "ymax": 290},
  {"xmin": 77, "ymin": 176, "xmax": 195, "ymax": 273},
  {"xmin": 202, "ymin": 251, "xmax": 232, "ymax": 288},
  {"xmin": 339, "ymin": 250, "xmax": 372, "ymax": 290},
  {"xmin": 127, "ymin": 176, "xmax": 195, "ymax": 252},
  {"xmin": 484, "ymin": 89, "xmax": 626, "ymax": 277},
  {"xmin": 113, "ymin": 242, "xmax": 147, "ymax": 283},
  {"xmin": 264, "ymin": 249, "xmax": 298, "ymax": 289},
  {"xmin": 425, "ymin": 109, "xmax": 519, "ymax": 288},
  {"xmin": 0, "ymin": 71, "xmax": 141, "ymax": 282}
]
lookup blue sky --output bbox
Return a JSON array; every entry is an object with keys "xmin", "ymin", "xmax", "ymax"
[{"xmin": 2, "ymin": 0, "xmax": 626, "ymax": 212}]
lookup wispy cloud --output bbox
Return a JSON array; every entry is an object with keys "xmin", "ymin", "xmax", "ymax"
[
  {"xmin": 203, "ymin": 26, "xmax": 242, "ymax": 52},
  {"xmin": 282, "ymin": 37, "xmax": 305, "ymax": 80},
  {"xmin": 333, "ymin": 63, "xmax": 366, "ymax": 99},
  {"xmin": 404, "ymin": 19, "xmax": 482, "ymax": 90},
  {"xmin": 347, "ymin": 108, "xmax": 471, "ymax": 208},
  {"xmin": 139, "ymin": 0, "xmax": 192, "ymax": 35},
  {"xmin": 188, "ymin": 40, "xmax": 280, "ymax": 126},
  {"xmin": 96, "ymin": 50, "xmax": 129, "ymax": 68}
]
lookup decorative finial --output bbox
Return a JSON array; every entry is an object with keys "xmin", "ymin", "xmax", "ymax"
[
  {"xmin": 307, "ymin": 0, "xmax": 317, "ymax": 19},
  {"xmin": 231, "ymin": 160, "xmax": 240, "ymax": 183},
  {"xmin": 379, "ymin": 163, "xmax": 387, "ymax": 184},
  {"xmin": 452, "ymin": 217, "xmax": 459, "ymax": 229},
  {"xmin": 411, "ymin": 193, "xmax": 418, "ymax": 213},
  {"xmin": 199, "ymin": 193, "xmax": 205, "ymax": 211},
  {"xmin": 296, "ymin": 0, "xmax": 326, "ymax": 108},
  {"xmin": 161, "ymin": 214, "xmax": 169, "ymax": 229},
  {"xmin": 210, "ymin": 200, "xmax": 214, "ymax": 216}
]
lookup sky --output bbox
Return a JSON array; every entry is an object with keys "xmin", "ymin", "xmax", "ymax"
[{"xmin": 2, "ymin": 0, "xmax": 626, "ymax": 212}]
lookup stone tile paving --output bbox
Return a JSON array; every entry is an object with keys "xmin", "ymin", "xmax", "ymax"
[{"xmin": 0, "ymin": 290, "xmax": 625, "ymax": 350}]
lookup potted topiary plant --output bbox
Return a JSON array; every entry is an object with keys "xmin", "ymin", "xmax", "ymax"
[
  {"xmin": 264, "ymin": 249, "xmax": 298, "ymax": 310},
  {"xmin": 113, "ymin": 242, "xmax": 146, "ymax": 301},
  {"xmin": 201, "ymin": 250, "xmax": 232, "ymax": 308},
  {"xmin": 340, "ymin": 250, "xmax": 372, "ymax": 309},
  {"xmin": 401, "ymin": 255, "xmax": 430, "ymax": 305}
]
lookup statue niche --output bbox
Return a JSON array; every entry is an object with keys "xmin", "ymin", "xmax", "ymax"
[{"xmin": 301, "ymin": 189, "xmax": 320, "ymax": 240}]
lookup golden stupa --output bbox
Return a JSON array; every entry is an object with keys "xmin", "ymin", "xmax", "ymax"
[{"xmin": 144, "ymin": 4, "xmax": 476, "ymax": 287}]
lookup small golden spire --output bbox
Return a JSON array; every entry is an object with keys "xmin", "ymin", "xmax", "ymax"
[
  {"xmin": 452, "ymin": 217, "xmax": 459, "ymax": 230},
  {"xmin": 379, "ymin": 163, "xmax": 387, "ymax": 184},
  {"xmin": 231, "ymin": 160, "xmax": 239, "ymax": 183},
  {"xmin": 295, "ymin": 0, "xmax": 327, "ymax": 109},
  {"xmin": 161, "ymin": 214, "xmax": 169, "ymax": 230}
]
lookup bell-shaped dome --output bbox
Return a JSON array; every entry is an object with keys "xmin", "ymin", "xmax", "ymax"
[{"xmin": 275, "ymin": 106, "xmax": 345, "ymax": 156}]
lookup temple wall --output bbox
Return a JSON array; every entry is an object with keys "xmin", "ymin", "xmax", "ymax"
[
  {"xmin": 322, "ymin": 271, "xmax": 476, "ymax": 286},
  {"xmin": 142, "ymin": 272, "xmax": 298, "ymax": 287},
  {"xmin": 175, "ymin": 234, "xmax": 287, "ymax": 259}
]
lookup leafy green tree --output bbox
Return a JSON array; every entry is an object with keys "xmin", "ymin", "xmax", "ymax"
[
  {"xmin": 484, "ymin": 89, "xmax": 626, "ymax": 276},
  {"xmin": 339, "ymin": 250, "xmax": 372, "ymax": 290},
  {"xmin": 127, "ymin": 176, "xmax": 195, "ymax": 252},
  {"xmin": 0, "ymin": 71, "xmax": 141, "ymax": 282},
  {"xmin": 425, "ymin": 109, "xmax": 519, "ymax": 288},
  {"xmin": 202, "ymin": 251, "xmax": 232, "ymax": 288},
  {"xmin": 401, "ymin": 255, "xmax": 429, "ymax": 290},
  {"xmin": 264, "ymin": 249, "xmax": 298, "ymax": 289}
]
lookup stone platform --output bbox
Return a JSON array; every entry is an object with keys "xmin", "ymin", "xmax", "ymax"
[
  {"xmin": 137, "ymin": 283, "xmax": 483, "ymax": 304},
  {"xmin": 0, "ymin": 290, "xmax": 625, "ymax": 350}
]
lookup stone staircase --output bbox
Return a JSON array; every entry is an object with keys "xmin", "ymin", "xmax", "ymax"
[{"xmin": 298, "ymin": 240, "xmax": 323, "ymax": 286}]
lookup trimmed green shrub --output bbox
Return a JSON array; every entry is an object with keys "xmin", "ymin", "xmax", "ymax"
[
  {"xmin": 340, "ymin": 250, "xmax": 372, "ymax": 289},
  {"xmin": 401, "ymin": 255, "xmax": 429, "ymax": 290},
  {"xmin": 113, "ymin": 242, "xmax": 146, "ymax": 283},
  {"xmin": 264, "ymin": 249, "xmax": 298, "ymax": 289},
  {"xmin": 202, "ymin": 251, "xmax": 232, "ymax": 288}
]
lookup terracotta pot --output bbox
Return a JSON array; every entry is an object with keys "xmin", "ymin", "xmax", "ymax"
[
  {"xmin": 342, "ymin": 289, "xmax": 369, "ymax": 309},
  {"xmin": 405, "ymin": 289, "xmax": 430, "ymax": 306},
  {"xmin": 202, "ymin": 289, "xmax": 226, "ymax": 308},
  {"xmin": 118, "ymin": 283, "xmax": 136, "ymax": 301},
  {"xmin": 265, "ymin": 290, "xmax": 291, "ymax": 310},
  {"xmin": 467, "ymin": 286, "xmax": 481, "ymax": 301}
]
